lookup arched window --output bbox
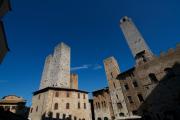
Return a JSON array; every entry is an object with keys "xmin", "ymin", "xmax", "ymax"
[
  {"xmin": 104, "ymin": 117, "xmax": 108, "ymax": 120},
  {"xmin": 66, "ymin": 103, "xmax": 70, "ymax": 109},
  {"xmin": 54, "ymin": 103, "xmax": 58, "ymax": 110},
  {"xmin": 164, "ymin": 68, "xmax": 175, "ymax": 78},
  {"xmin": 119, "ymin": 112, "xmax": 125, "ymax": 116},
  {"xmin": 74, "ymin": 116, "xmax": 77, "ymax": 120},
  {"xmin": 97, "ymin": 117, "xmax": 102, "ymax": 120},
  {"xmin": 149, "ymin": 73, "xmax": 158, "ymax": 83}
]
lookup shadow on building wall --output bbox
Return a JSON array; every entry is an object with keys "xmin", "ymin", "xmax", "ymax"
[{"xmin": 138, "ymin": 62, "xmax": 180, "ymax": 120}]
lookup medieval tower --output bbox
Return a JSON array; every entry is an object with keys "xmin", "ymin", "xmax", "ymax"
[
  {"xmin": 39, "ymin": 42, "xmax": 70, "ymax": 89},
  {"xmin": 120, "ymin": 16, "xmax": 154, "ymax": 64},
  {"xmin": 29, "ymin": 42, "xmax": 91, "ymax": 120}
]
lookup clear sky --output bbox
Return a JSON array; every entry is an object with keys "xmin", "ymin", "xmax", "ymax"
[{"xmin": 0, "ymin": 0, "xmax": 180, "ymax": 106}]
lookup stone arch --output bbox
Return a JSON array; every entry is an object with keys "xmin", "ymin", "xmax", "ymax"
[{"xmin": 104, "ymin": 117, "xmax": 108, "ymax": 120}]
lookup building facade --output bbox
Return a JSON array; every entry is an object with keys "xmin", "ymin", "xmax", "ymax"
[
  {"xmin": 29, "ymin": 43, "xmax": 91, "ymax": 120},
  {"xmin": 93, "ymin": 16, "xmax": 180, "ymax": 120},
  {"xmin": 92, "ymin": 87, "xmax": 114, "ymax": 120}
]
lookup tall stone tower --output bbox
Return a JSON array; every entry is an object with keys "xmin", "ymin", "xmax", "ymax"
[
  {"xmin": 103, "ymin": 56, "xmax": 121, "ymax": 82},
  {"xmin": 120, "ymin": 16, "xmax": 154, "ymax": 64},
  {"xmin": 39, "ymin": 42, "xmax": 70, "ymax": 89}
]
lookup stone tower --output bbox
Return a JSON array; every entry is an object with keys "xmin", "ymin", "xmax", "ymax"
[
  {"xmin": 70, "ymin": 73, "xmax": 78, "ymax": 89},
  {"xmin": 39, "ymin": 42, "xmax": 70, "ymax": 89},
  {"xmin": 103, "ymin": 56, "xmax": 121, "ymax": 81},
  {"xmin": 120, "ymin": 16, "xmax": 154, "ymax": 64}
]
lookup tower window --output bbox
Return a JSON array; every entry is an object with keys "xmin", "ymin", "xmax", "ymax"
[
  {"xmin": 117, "ymin": 102, "xmax": 122, "ymax": 109},
  {"xmin": 54, "ymin": 103, "xmax": 58, "ymax": 110},
  {"xmin": 149, "ymin": 73, "xmax": 158, "ymax": 83},
  {"xmin": 113, "ymin": 82, "xmax": 116, "ymax": 88},
  {"xmin": 132, "ymin": 80, "xmax": 138, "ymax": 87},
  {"xmin": 124, "ymin": 84, "xmax": 129, "ymax": 90},
  {"xmin": 127, "ymin": 96, "xmax": 133, "ymax": 103},
  {"xmin": 116, "ymin": 94, "xmax": 119, "ymax": 99},
  {"xmin": 137, "ymin": 94, "xmax": 144, "ymax": 102}
]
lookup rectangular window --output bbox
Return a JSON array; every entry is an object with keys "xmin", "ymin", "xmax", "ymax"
[
  {"xmin": 124, "ymin": 84, "xmax": 129, "ymax": 90},
  {"xmin": 137, "ymin": 94, "xmax": 144, "ymax": 102},
  {"xmin": 78, "ymin": 102, "xmax": 80, "ymax": 109},
  {"xmin": 133, "ymin": 81, "xmax": 138, "ymax": 87},
  {"xmin": 117, "ymin": 102, "xmax": 122, "ymax": 109},
  {"xmin": 83, "ymin": 94, "xmax": 86, "ymax": 99},
  {"xmin": 55, "ymin": 92, "xmax": 59, "ymax": 97},
  {"xmin": 38, "ymin": 94, "xmax": 40, "ymax": 99},
  {"xmin": 127, "ymin": 96, "xmax": 133, "ymax": 103},
  {"xmin": 78, "ymin": 93, "xmax": 80, "ymax": 98},
  {"xmin": 67, "ymin": 92, "xmax": 70, "ymax": 97},
  {"xmin": 84, "ymin": 103, "xmax": 86, "ymax": 109}
]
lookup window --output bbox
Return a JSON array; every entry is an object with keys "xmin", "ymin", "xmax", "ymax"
[
  {"xmin": 66, "ymin": 103, "xmax": 70, "ymax": 109},
  {"xmin": 137, "ymin": 94, "xmax": 144, "ymax": 102},
  {"xmin": 119, "ymin": 112, "xmax": 125, "ymax": 116},
  {"xmin": 78, "ymin": 102, "xmax": 80, "ymax": 109},
  {"xmin": 124, "ymin": 84, "xmax": 129, "ymax": 90},
  {"xmin": 48, "ymin": 112, "xmax": 53, "ymax": 118},
  {"xmin": 82, "ymin": 119, "xmax": 85, "ymax": 120},
  {"xmin": 56, "ymin": 113, "xmax": 60, "ymax": 119},
  {"xmin": 54, "ymin": 103, "xmax": 58, "ymax": 110},
  {"xmin": 74, "ymin": 116, "xmax": 77, "ymax": 120},
  {"xmin": 149, "ymin": 73, "xmax": 158, "ymax": 83},
  {"xmin": 115, "ymin": 95, "xmax": 118, "ymax": 100},
  {"xmin": 83, "ymin": 94, "xmax": 86, "ymax": 99},
  {"xmin": 67, "ymin": 92, "xmax": 70, "ymax": 97},
  {"xmin": 30, "ymin": 108, "xmax": 33, "ymax": 113},
  {"xmin": 84, "ymin": 103, "xmax": 86, "ymax": 109},
  {"xmin": 78, "ymin": 93, "xmax": 80, "ymax": 98},
  {"xmin": 113, "ymin": 82, "xmax": 116, "ymax": 88},
  {"xmin": 133, "ymin": 81, "xmax": 138, "ymax": 87},
  {"xmin": 55, "ymin": 92, "xmax": 59, "ymax": 97},
  {"xmin": 117, "ymin": 102, "xmax": 122, "ymax": 109},
  {"xmin": 127, "ymin": 96, "xmax": 133, "ymax": 103},
  {"xmin": 104, "ymin": 117, "xmax": 108, "ymax": 120},
  {"xmin": 36, "ymin": 106, "xmax": 38, "ymax": 112}
]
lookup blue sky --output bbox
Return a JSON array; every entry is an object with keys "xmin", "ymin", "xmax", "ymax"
[{"xmin": 0, "ymin": 0, "xmax": 180, "ymax": 106}]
